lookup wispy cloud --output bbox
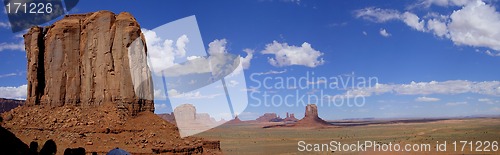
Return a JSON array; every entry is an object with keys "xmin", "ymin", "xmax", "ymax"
[
  {"xmin": 446, "ymin": 101, "xmax": 468, "ymax": 106},
  {"xmin": 331, "ymin": 80, "xmax": 500, "ymax": 99},
  {"xmin": 252, "ymin": 69, "xmax": 287, "ymax": 76},
  {"xmin": 478, "ymin": 98, "xmax": 499, "ymax": 104},
  {"xmin": 415, "ymin": 96, "xmax": 440, "ymax": 102},
  {"xmin": 0, "ymin": 73, "xmax": 17, "ymax": 78},
  {"xmin": 168, "ymin": 89, "xmax": 223, "ymax": 99},
  {"xmin": 0, "ymin": 21, "xmax": 10, "ymax": 29},
  {"xmin": 0, "ymin": 41, "xmax": 24, "ymax": 52}
]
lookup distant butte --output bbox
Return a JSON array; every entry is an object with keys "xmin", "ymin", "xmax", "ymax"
[
  {"xmin": 263, "ymin": 104, "xmax": 330, "ymax": 128},
  {"xmin": 283, "ymin": 112, "xmax": 298, "ymax": 122},
  {"xmin": 293, "ymin": 104, "xmax": 330, "ymax": 127}
]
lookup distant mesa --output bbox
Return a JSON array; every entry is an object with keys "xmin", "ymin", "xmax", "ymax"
[
  {"xmin": 255, "ymin": 112, "xmax": 297, "ymax": 123},
  {"xmin": 0, "ymin": 98, "xmax": 25, "ymax": 114},
  {"xmin": 256, "ymin": 113, "xmax": 279, "ymax": 122},
  {"xmin": 173, "ymin": 104, "xmax": 222, "ymax": 126},
  {"xmin": 171, "ymin": 104, "xmax": 225, "ymax": 137}
]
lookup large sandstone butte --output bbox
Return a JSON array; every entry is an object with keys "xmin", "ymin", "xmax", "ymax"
[
  {"xmin": 3, "ymin": 11, "xmax": 222, "ymax": 154},
  {"xmin": 294, "ymin": 104, "xmax": 329, "ymax": 127},
  {"xmin": 173, "ymin": 104, "xmax": 224, "ymax": 137},
  {"xmin": 24, "ymin": 11, "xmax": 153, "ymax": 116}
]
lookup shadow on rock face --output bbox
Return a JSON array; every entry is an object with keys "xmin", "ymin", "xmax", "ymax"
[{"xmin": 0, "ymin": 126, "xmax": 30, "ymax": 155}]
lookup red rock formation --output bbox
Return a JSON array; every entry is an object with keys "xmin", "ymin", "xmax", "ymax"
[
  {"xmin": 226, "ymin": 115, "xmax": 242, "ymax": 124},
  {"xmin": 294, "ymin": 104, "xmax": 329, "ymax": 127},
  {"xmin": 24, "ymin": 11, "xmax": 154, "ymax": 116},
  {"xmin": 284, "ymin": 112, "xmax": 298, "ymax": 122}
]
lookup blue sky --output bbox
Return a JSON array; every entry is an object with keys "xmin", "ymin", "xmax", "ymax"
[{"xmin": 0, "ymin": 0, "xmax": 499, "ymax": 120}]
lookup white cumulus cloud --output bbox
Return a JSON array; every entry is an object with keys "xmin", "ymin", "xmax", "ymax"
[
  {"xmin": 379, "ymin": 28, "xmax": 391, "ymax": 37},
  {"xmin": 208, "ymin": 39, "xmax": 227, "ymax": 55},
  {"xmin": 142, "ymin": 28, "xmax": 189, "ymax": 74},
  {"xmin": 427, "ymin": 18, "xmax": 449, "ymax": 37},
  {"xmin": 208, "ymin": 39, "xmax": 254, "ymax": 70},
  {"xmin": 241, "ymin": 49, "xmax": 254, "ymax": 69},
  {"xmin": 448, "ymin": 0, "xmax": 500, "ymax": 51},
  {"xmin": 0, "ymin": 84, "xmax": 27, "ymax": 100},
  {"xmin": 356, "ymin": 0, "xmax": 500, "ymax": 55},
  {"xmin": 261, "ymin": 41, "xmax": 324, "ymax": 67},
  {"xmin": 402, "ymin": 12, "xmax": 426, "ymax": 31}
]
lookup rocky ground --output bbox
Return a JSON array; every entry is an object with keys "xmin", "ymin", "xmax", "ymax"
[{"xmin": 1, "ymin": 104, "xmax": 221, "ymax": 154}]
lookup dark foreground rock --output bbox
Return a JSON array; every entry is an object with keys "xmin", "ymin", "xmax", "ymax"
[{"xmin": 1, "ymin": 104, "xmax": 221, "ymax": 154}]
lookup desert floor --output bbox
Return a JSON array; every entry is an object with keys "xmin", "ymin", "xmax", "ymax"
[{"xmin": 195, "ymin": 118, "xmax": 500, "ymax": 154}]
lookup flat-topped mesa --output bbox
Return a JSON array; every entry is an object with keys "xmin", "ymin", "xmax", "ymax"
[
  {"xmin": 256, "ymin": 113, "xmax": 279, "ymax": 122},
  {"xmin": 24, "ymin": 11, "xmax": 154, "ymax": 116}
]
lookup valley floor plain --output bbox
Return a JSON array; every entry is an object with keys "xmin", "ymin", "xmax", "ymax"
[{"xmin": 196, "ymin": 118, "xmax": 500, "ymax": 154}]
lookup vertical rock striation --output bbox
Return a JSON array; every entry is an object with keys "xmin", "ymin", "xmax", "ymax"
[{"xmin": 24, "ymin": 11, "xmax": 154, "ymax": 116}]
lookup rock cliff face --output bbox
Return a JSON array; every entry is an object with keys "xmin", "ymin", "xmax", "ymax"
[{"xmin": 24, "ymin": 11, "xmax": 154, "ymax": 116}]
